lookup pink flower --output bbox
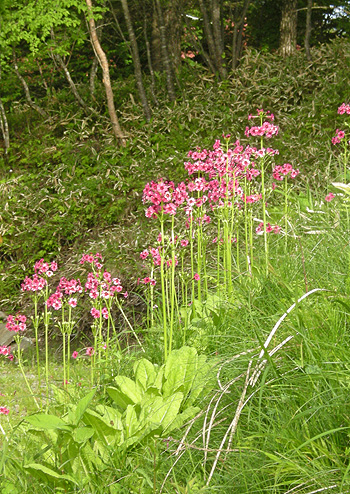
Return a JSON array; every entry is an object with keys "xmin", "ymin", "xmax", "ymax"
[
  {"xmin": 101, "ymin": 307, "xmax": 109, "ymax": 319},
  {"xmin": 0, "ymin": 407, "xmax": 9, "ymax": 415},
  {"xmin": 86, "ymin": 347, "xmax": 95, "ymax": 356},
  {"xmin": 180, "ymin": 239, "xmax": 189, "ymax": 247},
  {"xmin": 90, "ymin": 307, "xmax": 100, "ymax": 319},
  {"xmin": 68, "ymin": 298, "xmax": 77, "ymax": 307},
  {"xmin": 325, "ymin": 193, "xmax": 335, "ymax": 202},
  {"xmin": 72, "ymin": 351, "xmax": 78, "ymax": 359},
  {"xmin": 6, "ymin": 314, "xmax": 27, "ymax": 332},
  {"xmin": 194, "ymin": 273, "xmax": 200, "ymax": 281}
]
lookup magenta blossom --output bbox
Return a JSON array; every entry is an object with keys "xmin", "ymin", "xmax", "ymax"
[
  {"xmin": 325, "ymin": 193, "xmax": 335, "ymax": 202},
  {"xmin": 72, "ymin": 351, "xmax": 78, "ymax": 359}
]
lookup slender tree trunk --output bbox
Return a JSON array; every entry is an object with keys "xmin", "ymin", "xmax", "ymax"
[
  {"xmin": 232, "ymin": 0, "xmax": 251, "ymax": 70},
  {"xmin": 280, "ymin": 0, "xmax": 298, "ymax": 57},
  {"xmin": 13, "ymin": 53, "xmax": 49, "ymax": 120},
  {"xmin": 305, "ymin": 0, "xmax": 312, "ymax": 62},
  {"xmin": 154, "ymin": 0, "xmax": 176, "ymax": 101},
  {"xmin": 90, "ymin": 20, "xmax": 103, "ymax": 100},
  {"xmin": 85, "ymin": 0, "xmax": 126, "ymax": 145},
  {"xmin": 198, "ymin": 0, "xmax": 226, "ymax": 79},
  {"xmin": 90, "ymin": 57, "xmax": 99, "ymax": 99},
  {"xmin": 144, "ymin": 16, "xmax": 158, "ymax": 106},
  {"xmin": 121, "ymin": 0, "xmax": 151, "ymax": 121},
  {"xmin": 164, "ymin": 0, "xmax": 183, "ymax": 68},
  {"xmin": 0, "ymin": 99, "xmax": 9, "ymax": 160}
]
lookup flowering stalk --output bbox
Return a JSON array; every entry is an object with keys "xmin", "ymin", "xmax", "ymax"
[{"xmin": 16, "ymin": 336, "xmax": 40, "ymax": 410}]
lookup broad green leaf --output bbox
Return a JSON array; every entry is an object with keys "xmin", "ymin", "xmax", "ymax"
[
  {"xmin": 83, "ymin": 410, "xmax": 119, "ymax": 446},
  {"xmin": 153, "ymin": 366, "xmax": 165, "ymax": 391},
  {"xmin": 73, "ymin": 427, "xmax": 94, "ymax": 443},
  {"xmin": 107, "ymin": 386, "xmax": 131, "ymax": 410},
  {"xmin": 95, "ymin": 404, "xmax": 123, "ymax": 431},
  {"xmin": 186, "ymin": 355, "xmax": 211, "ymax": 407},
  {"xmin": 134, "ymin": 358, "xmax": 156, "ymax": 390},
  {"xmin": 139, "ymin": 392, "xmax": 183, "ymax": 431},
  {"xmin": 124, "ymin": 405, "xmax": 140, "ymax": 439},
  {"xmin": 26, "ymin": 414, "xmax": 71, "ymax": 431},
  {"xmin": 163, "ymin": 346, "xmax": 198, "ymax": 398},
  {"xmin": 23, "ymin": 463, "xmax": 78, "ymax": 485},
  {"xmin": 114, "ymin": 375, "xmax": 143, "ymax": 404},
  {"xmin": 74, "ymin": 390, "xmax": 95, "ymax": 425}
]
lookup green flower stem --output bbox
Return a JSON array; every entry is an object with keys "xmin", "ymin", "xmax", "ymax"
[
  {"xmin": 284, "ymin": 174, "xmax": 288, "ymax": 251},
  {"xmin": 169, "ymin": 215, "xmax": 176, "ymax": 356},
  {"xmin": 32, "ymin": 295, "xmax": 42, "ymax": 409},
  {"xmin": 160, "ymin": 216, "xmax": 167, "ymax": 360},
  {"xmin": 43, "ymin": 285, "xmax": 50, "ymax": 408},
  {"xmin": 261, "ymin": 158, "xmax": 268, "ymax": 276},
  {"xmin": 217, "ymin": 218, "xmax": 221, "ymax": 292},
  {"xmin": 16, "ymin": 336, "xmax": 40, "ymax": 410}
]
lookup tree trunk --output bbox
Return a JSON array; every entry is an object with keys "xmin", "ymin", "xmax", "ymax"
[
  {"xmin": 164, "ymin": 0, "xmax": 183, "ymax": 68},
  {"xmin": 90, "ymin": 57, "xmax": 99, "ymax": 99},
  {"xmin": 13, "ymin": 52, "xmax": 50, "ymax": 120},
  {"xmin": 121, "ymin": 0, "xmax": 151, "ymax": 121},
  {"xmin": 90, "ymin": 19, "xmax": 103, "ymax": 100},
  {"xmin": 151, "ymin": 6, "xmax": 162, "ymax": 71},
  {"xmin": 280, "ymin": 0, "xmax": 298, "ymax": 57},
  {"xmin": 144, "ymin": 16, "xmax": 158, "ymax": 106},
  {"xmin": 198, "ymin": 0, "xmax": 226, "ymax": 79},
  {"xmin": 154, "ymin": 0, "xmax": 176, "ymax": 101},
  {"xmin": 305, "ymin": 0, "xmax": 312, "ymax": 62},
  {"xmin": 0, "ymin": 98, "xmax": 10, "ymax": 160},
  {"xmin": 232, "ymin": 0, "xmax": 251, "ymax": 70},
  {"xmin": 85, "ymin": 0, "xmax": 126, "ymax": 146}
]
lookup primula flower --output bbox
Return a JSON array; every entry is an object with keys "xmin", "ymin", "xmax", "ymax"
[
  {"xmin": 21, "ymin": 273, "xmax": 47, "ymax": 292},
  {"xmin": 86, "ymin": 347, "xmax": 95, "ymax": 356},
  {"xmin": 140, "ymin": 250, "xmax": 149, "ymax": 260},
  {"xmin": 90, "ymin": 307, "xmax": 100, "ymax": 319},
  {"xmin": 194, "ymin": 273, "xmax": 200, "ymax": 281},
  {"xmin": 72, "ymin": 351, "xmax": 78, "ymax": 359},
  {"xmin": 101, "ymin": 307, "xmax": 109, "ymax": 319},
  {"xmin": 6, "ymin": 314, "xmax": 27, "ymax": 332},
  {"xmin": 0, "ymin": 407, "xmax": 9, "ymax": 415},
  {"xmin": 325, "ymin": 193, "xmax": 335, "ymax": 202},
  {"xmin": 338, "ymin": 103, "xmax": 350, "ymax": 115},
  {"xmin": 332, "ymin": 129, "xmax": 346, "ymax": 145},
  {"xmin": 68, "ymin": 298, "xmax": 77, "ymax": 308}
]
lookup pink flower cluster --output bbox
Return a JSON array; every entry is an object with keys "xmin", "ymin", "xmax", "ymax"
[
  {"xmin": 256, "ymin": 222, "xmax": 281, "ymax": 234},
  {"xmin": 80, "ymin": 252, "xmax": 103, "ymax": 270},
  {"xmin": 338, "ymin": 103, "xmax": 350, "ymax": 115},
  {"xmin": 6, "ymin": 314, "xmax": 27, "ymax": 332},
  {"xmin": 332, "ymin": 129, "xmax": 346, "ymax": 145},
  {"xmin": 21, "ymin": 273, "xmax": 47, "ymax": 292},
  {"xmin": 137, "ymin": 277, "xmax": 156, "ymax": 286},
  {"xmin": 245, "ymin": 121, "xmax": 279, "ymax": 139},
  {"xmin": 85, "ymin": 271, "xmax": 125, "ymax": 300},
  {"xmin": 273, "ymin": 164, "xmax": 300, "ymax": 181},
  {"xmin": 325, "ymin": 193, "xmax": 335, "ymax": 202},
  {"xmin": 0, "ymin": 345, "xmax": 13, "ymax": 360},
  {"xmin": 34, "ymin": 259, "xmax": 58, "ymax": 277},
  {"xmin": 90, "ymin": 307, "xmax": 109, "ymax": 319},
  {"xmin": 0, "ymin": 406, "xmax": 9, "ymax": 415}
]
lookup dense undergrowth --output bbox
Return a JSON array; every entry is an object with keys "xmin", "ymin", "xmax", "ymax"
[
  {"xmin": 0, "ymin": 40, "xmax": 349, "ymax": 494},
  {"xmin": 1, "ymin": 39, "xmax": 350, "ymax": 313}
]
